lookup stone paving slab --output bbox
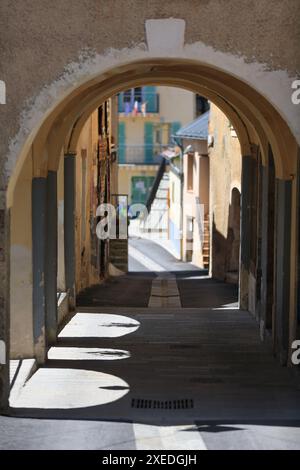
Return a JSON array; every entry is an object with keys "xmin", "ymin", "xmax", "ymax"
[
  {"xmin": 5, "ymin": 238, "xmax": 300, "ymax": 448},
  {"xmin": 9, "ymin": 308, "xmax": 300, "ymax": 423}
]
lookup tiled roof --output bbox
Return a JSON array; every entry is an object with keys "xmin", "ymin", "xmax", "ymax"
[{"xmin": 175, "ymin": 111, "xmax": 209, "ymax": 140}]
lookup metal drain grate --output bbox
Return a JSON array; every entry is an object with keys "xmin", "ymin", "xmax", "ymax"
[{"xmin": 131, "ymin": 398, "xmax": 194, "ymax": 409}]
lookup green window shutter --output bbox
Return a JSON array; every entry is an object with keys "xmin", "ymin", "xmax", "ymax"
[
  {"xmin": 171, "ymin": 121, "xmax": 181, "ymax": 144},
  {"xmin": 131, "ymin": 176, "xmax": 155, "ymax": 205},
  {"xmin": 118, "ymin": 122, "xmax": 126, "ymax": 163},
  {"xmin": 144, "ymin": 86, "xmax": 157, "ymax": 113},
  {"xmin": 144, "ymin": 122, "xmax": 154, "ymax": 163}
]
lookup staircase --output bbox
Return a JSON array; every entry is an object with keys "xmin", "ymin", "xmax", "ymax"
[
  {"xmin": 142, "ymin": 168, "xmax": 169, "ymax": 234},
  {"xmin": 202, "ymin": 213, "xmax": 210, "ymax": 270},
  {"xmin": 109, "ymin": 238, "xmax": 128, "ymax": 273}
]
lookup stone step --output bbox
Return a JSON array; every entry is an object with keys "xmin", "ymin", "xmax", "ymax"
[
  {"xmin": 111, "ymin": 262, "xmax": 128, "ymax": 271},
  {"xmin": 152, "ymin": 200, "xmax": 168, "ymax": 206},
  {"xmin": 110, "ymin": 250, "xmax": 128, "ymax": 257},
  {"xmin": 156, "ymin": 192, "xmax": 168, "ymax": 199},
  {"xmin": 110, "ymin": 253, "xmax": 128, "ymax": 259},
  {"xmin": 110, "ymin": 259, "xmax": 128, "ymax": 266},
  {"xmin": 110, "ymin": 240, "xmax": 128, "ymax": 246},
  {"xmin": 110, "ymin": 252, "xmax": 127, "ymax": 257},
  {"xmin": 142, "ymin": 228, "xmax": 168, "ymax": 233}
]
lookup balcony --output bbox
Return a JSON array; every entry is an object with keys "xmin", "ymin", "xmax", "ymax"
[
  {"xmin": 118, "ymin": 144, "xmax": 168, "ymax": 165},
  {"xmin": 118, "ymin": 91, "xmax": 160, "ymax": 114}
]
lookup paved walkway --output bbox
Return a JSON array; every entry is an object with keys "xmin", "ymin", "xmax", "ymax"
[
  {"xmin": 77, "ymin": 238, "xmax": 238, "ymax": 309},
  {"xmin": 2, "ymin": 238, "xmax": 300, "ymax": 449}
]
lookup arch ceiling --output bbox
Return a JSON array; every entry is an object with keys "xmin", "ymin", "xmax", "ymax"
[{"xmin": 7, "ymin": 59, "xmax": 298, "ymax": 206}]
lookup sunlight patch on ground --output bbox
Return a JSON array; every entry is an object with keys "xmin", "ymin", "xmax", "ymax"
[
  {"xmin": 11, "ymin": 368, "xmax": 129, "ymax": 409},
  {"xmin": 128, "ymin": 244, "xmax": 166, "ymax": 272},
  {"xmin": 133, "ymin": 423, "xmax": 207, "ymax": 450},
  {"xmin": 48, "ymin": 347, "xmax": 130, "ymax": 361},
  {"xmin": 58, "ymin": 313, "xmax": 140, "ymax": 338}
]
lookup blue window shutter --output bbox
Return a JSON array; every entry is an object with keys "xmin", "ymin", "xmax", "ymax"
[
  {"xmin": 171, "ymin": 121, "xmax": 181, "ymax": 143},
  {"xmin": 145, "ymin": 86, "xmax": 157, "ymax": 113},
  {"xmin": 144, "ymin": 122, "xmax": 153, "ymax": 163},
  {"xmin": 118, "ymin": 93, "xmax": 124, "ymax": 112},
  {"xmin": 118, "ymin": 122, "xmax": 126, "ymax": 163}
]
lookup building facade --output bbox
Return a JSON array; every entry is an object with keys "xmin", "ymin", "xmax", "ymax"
[
  {"xmin": 171, "ymin": 111, "xmax": 210, "ymax": 268},
  {"xmin": 117, "ymin": 86, "xmax": 196, "ymax": 208},
  {"xmin": 169, "ymin": 105, "xmax": 241, "ymax": 277},
  {"xmin": 208, "ymin": 103, "xmax": 242, "ymax": 284},
  {"xmin": 10, "ymin": 98, "xmax": 118, "ymax": 360}
]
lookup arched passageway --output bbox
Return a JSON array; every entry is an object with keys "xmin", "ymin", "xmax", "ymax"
[{"xmin": 1, "ymin": 54, "xmax": 299, "ymax": 414}]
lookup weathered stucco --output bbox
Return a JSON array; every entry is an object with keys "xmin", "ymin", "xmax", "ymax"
[
  {"xmin": 0, "ymin": 1, "xmax": 299, "ymax": 195},
  {"xmin": 209, "ymin": 103, "xmax": 242, "ymax": 281},
  {"xmin": 10, "ymin": 155, "xmax": 33, "ymax": 357},
  {"xmin": 0, "ymin": 0, "xmax": 300, "ymax": 413}
]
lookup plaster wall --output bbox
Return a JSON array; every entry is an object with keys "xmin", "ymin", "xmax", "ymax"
[
  {"xmin": 10, "ymin": 154, "xmax": 34, "ymax": 357},
  {"xmin": 209, "ymin": 103, "xmax": 242, "ymax": 280},
  {"xmin": 181, "ymin": 138, "xmax": 209, "ymax": 268},
  {"xmin": 118, "ymin": 165, "xmax": 158, "ymax": 205},
  {"xmin": 156, "ymin": 86, "xmax": 195, "ymax": 126},
  {"xmin": 119, "ymin": 115, "xmax": 156, "ymax": 149},
  {"xmin": 3, "ymin": 7, "xmax": 300, "ymax": 199},
  {"xmin": 74, "ymin": 111, "xmax": 98, "ymax": 293}
]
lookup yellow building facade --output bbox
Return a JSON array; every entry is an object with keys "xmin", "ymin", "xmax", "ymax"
[{"xmin": 117, "ymin": 86, "xmax": 196, "ymax": 208}]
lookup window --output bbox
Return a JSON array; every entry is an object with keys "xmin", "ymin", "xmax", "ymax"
[
  {"xmin": 118, "ymin": 86, "xmax": 159, "ymax": 113},
  {"xmin": 123, "ymin": 90, "xmax": 132, "ymax": 103},
  {"xmin": 195, "ymin": 95, "xmax": 209, "ymax": 117},
  {"xmin": 134, "ymin": 87, "xmax": 142, "ymax": 103},
  {"xmin": 154, "ymin": 123, "xmax": 169, "ymax": 146},
  {"xmin": 187, "ymin": 154, "xmax": 194, "ymax": 191},
  {"xmin": 155, "ymin": 129, "xmax": 162, "ymax": 145},
  {"xmin": 123, "ymin": 87, "xmax": 142, "ymax": 103}
]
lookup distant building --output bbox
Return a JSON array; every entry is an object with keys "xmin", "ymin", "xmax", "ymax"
[
  {"xmin": 208, "ymin": 103, "xmax": 241, "ymax": 284},
  {"xmin": 117, "ymin": 86, "xmax": 195, "ymax": 208},
  {"xmin": 169, "ymin": 111, "xmax": 210, "ymax": 268},
  {"xmin": 168, "ymin": 103, "xmax": 242, "ymax": 283}
]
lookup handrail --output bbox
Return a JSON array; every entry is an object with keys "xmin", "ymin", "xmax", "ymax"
[{"xmin": 145, "ymin": 158, "xmax": 167, "ymax": 215}]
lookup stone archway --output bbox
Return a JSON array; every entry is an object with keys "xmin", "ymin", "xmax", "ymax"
[{"xmin": 1, "ymin": 16, "xmax": 300, "ymax": 410}]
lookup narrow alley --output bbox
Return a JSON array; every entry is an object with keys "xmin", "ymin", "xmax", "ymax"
[
  {"xmin": 1, "ymin": 2, "xmax": 300, "ymax": 455},
  {"xmin": 2, "ymin": 237, "xmax": 300, "ymax": 450}
]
